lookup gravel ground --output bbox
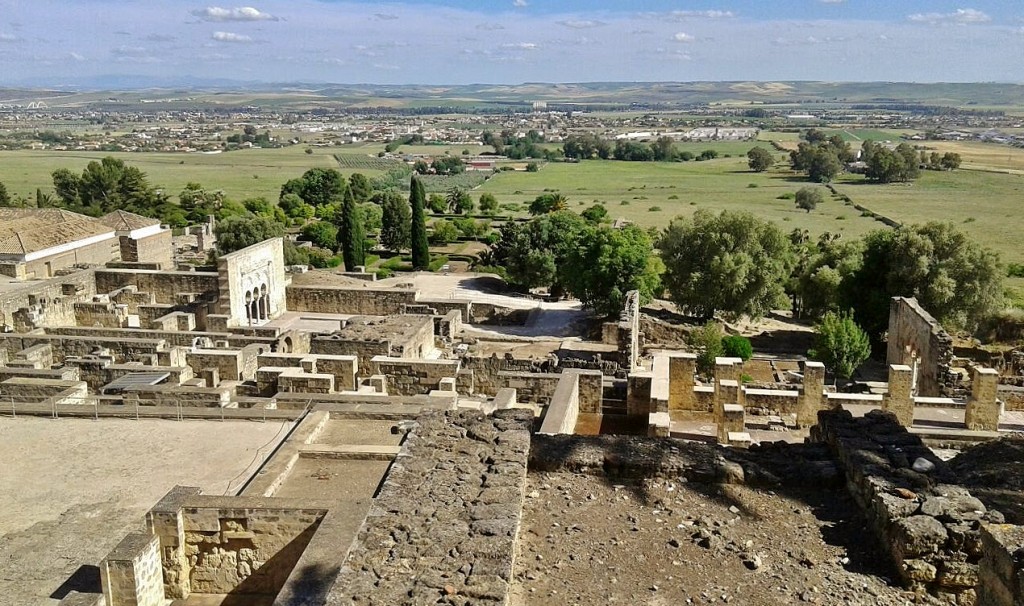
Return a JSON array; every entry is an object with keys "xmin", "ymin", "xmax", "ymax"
[{"xmin": 511, "ymin": 472, "xmax": 939, "ymax": 605}]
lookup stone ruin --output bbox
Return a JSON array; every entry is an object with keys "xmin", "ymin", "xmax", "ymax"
[{"xmin": 0, "ymin": 234, "xmax": 1021, "ymax": 606}]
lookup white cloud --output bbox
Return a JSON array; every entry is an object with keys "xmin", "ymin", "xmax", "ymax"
[
  {"xmin": 819, "ymin": 0, "xmax": 846, "ymax": 4},
  {"xmin": 908, "ymin": 8, "xmax": 991, "ymax": 25},
  {"xmin": 513, "ymin": 0, "xmax": 528, "ymax": 7},
  {"xmin": 192, "ymin": 6, "xmax": 278, "ymax": 22},
  {"xmin": 501, "ymin": 42, "xmax": 538, "ymax": 50},
  {"xmin": 668, "ymin": 10, "xmax": 734, "ymax": 20},
  {"xmin": 476, "ymin": 23, "xmax": 505, "ymax": 31},
  {"xmin": 111, "ymin": 46, "xmax": 149, "ymax": 57},
  {"xmin": 373, "ymin": 13, "xmax": 399, "ymax": 21},
  {"xmin": 68, "ymin": 52, "xmax": 85, "ymax": 61},
  {"xmin": 558, "ymin": 20, "xmax": 604, "ymax": 29},
  {"xmin": 0, "ymin": 33, "xmax": 20, "ymax": 42},
  {"xmin": 212, "ymin": 31, "xmax": 253, "ymax": 43},
  {"xmin": 673, "ymin": 32, "xmax": 696, "ymax": 43}
]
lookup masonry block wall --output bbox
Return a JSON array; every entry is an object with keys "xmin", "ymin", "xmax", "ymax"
[
  {"xmin": 887, "ymin": 297, "xmax": 955, "ymax": 397},
  {"xmin": 811, "ymin": 409, "xmax": 1003, "ymax": 603},
  {"xmin": 217, "ymin": 238, "xmax": 287, "ymax": 327},
  {"xmin": 286, "ymin": 285, "xmax": 418, "ymax": 315},
  {"xmin": 0, "ymin": 269, "xmax": 97, "ymax": 332}
]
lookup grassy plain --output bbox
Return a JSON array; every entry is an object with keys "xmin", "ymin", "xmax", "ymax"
[
  {"xmin": 831, "ymin": 169, "xmax": 1024, "ymax": 263},
  {"xmin": 476, "ymin": 155, "xmax": 883, "ymax": 240},
  {"xmin": 0, "ymin": 145, "xmax": 398, "ymax": 201}
]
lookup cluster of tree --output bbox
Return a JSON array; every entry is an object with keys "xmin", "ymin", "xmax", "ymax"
[
  {"xmin": 789, "ymin": 130, "xmax": 853, "ymax": 183},
  {"xmin": 658, "ymin": 209, "xmax": 1004, "ymax": 347},
  {"xmin": 49, "ymin": 158, "xmax": 185, "ymax": 223},
  {"xmin": 413, "ymin": 156, "xmax": 464, "ymax": 176},
  {"xmin": 861, "ymin": 140, "xmax": 920, "ymax": 183},
  {"xmin": 490, "ymin": 210, "xmax": 662, "ymax": 316},
  {"xmin": 921, "ymin": 150, "xmax": 962, "ymax": 171},
  {"xmin": 562, "ymin": 133, "xmax": 716, "ymax": 163},
  {"xmin": 224, "ymin": 125, "xmax": 273, "ymax": 147},
  {"xmin": 482, "ymin": 129, "xmax": 555, "ymax": 160}
]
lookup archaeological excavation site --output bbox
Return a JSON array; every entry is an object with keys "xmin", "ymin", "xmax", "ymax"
[{"xmin": 2, "ymin": 209, "xmax": 1023, "ymax": 606}]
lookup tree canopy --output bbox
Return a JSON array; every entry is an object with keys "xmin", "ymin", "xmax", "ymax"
[
  {"xmin": 746, "ymin": 147, "xmax": 774, "ymax": 172},
  {"xmin": 809, "ymin": 311, "xmax": 871, "ymax": 380},
  {"xmin": 843, "ymin": 222, "xmax": 1003, "ymax": 340},
  {"xmin": 409, "ymin": 176, "xmax": 430, "ymax": 270},
  {"xmin": 215, "ymin": 215, "xmax": 285, "ymax": 255},
  {"xmin": 660, "ymin": 210, "xmax": 794, "ymax": 320},
  {"xmin": 562, "ymin": 224, "xmax": 662, "ymax": 316},
  {"xmin": 380, "ymin": 190, "xmax": 411, "ymax": 252}
]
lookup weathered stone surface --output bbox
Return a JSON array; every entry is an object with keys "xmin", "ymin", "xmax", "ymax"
[
  {"xmin": 895, "ymin": 516, "xmax": 948, "ymax": 558},
  {"xmin": 327, "ymin": 409, "xmax": 532, "ymax": 605}
]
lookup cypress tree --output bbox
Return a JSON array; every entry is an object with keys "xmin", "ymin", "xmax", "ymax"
[
  {"xmin": 337, "ymin": 182, "xmax": 365, "ymax": 271},
  {"xmin": 410, "ymin": 176, "xmax": 429, "ymax": 270}
]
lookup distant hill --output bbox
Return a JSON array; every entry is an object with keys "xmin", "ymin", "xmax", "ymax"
[{"xmin": 3, "ymin": 81, "xmax": 1024, "ymax": 110}]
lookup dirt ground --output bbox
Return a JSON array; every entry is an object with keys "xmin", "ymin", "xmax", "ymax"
[
  {"xmin": 511, "ymin": 472, "xmax": 937, "ymax": 606},
  {"xmin": 0, "ymin": 417, "xmax": 293, "ymax": 606}
]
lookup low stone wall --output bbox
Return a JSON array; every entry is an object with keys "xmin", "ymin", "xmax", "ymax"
[
  {"xmin": 811, "ymin": 409, "xmax": 1003, "ymax": 603},
  {"xmin": 327, "ymin": 409, "xmax": 533, "ymax": 605},
  {"xmin": 286, "ymin": 285, "xmax": 418, "ymax": 316},
  {"xmin": 372, "ymin": 357, "xmax": 462, "ymax": 396},
  {"xmin": 538, "ymin": 372, "xmax": 580, "ymax": 434}
]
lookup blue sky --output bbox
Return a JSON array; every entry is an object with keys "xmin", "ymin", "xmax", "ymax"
[{"xmin": 1, "ymin": 1, "xmax": 1022, "ymax": 85}]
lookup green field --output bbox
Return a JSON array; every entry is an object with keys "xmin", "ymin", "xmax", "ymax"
[
  {"xmin": 0, "ymin": 144, "xmax": 410, "ymax": 202},
  {"xmin": 831, "ymin": 169, "xmax": 1024, "ymax": 263},
  {"xmin": 476, "ymin": 156, "xmax": 883, "ymax": 240}
]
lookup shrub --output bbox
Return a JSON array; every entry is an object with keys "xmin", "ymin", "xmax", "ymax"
[
  {"xmin": 1008, "ymin": 263, "xmax": 1024, "ymax": 278},
  {"xmin": 690, "ymin": 321, "xmax": 724, "ymax": 378},
  {"xmin": 809, "ymin": 311, "xmax": 871, "ymax": 380},
  {"xmin": 668, "ymin": 194, "xmax": 679, "ymax": 200},
  {"xmin": 721, "ymin": 335, "xmax": 753, "ymax": 361},
  {"xmin": 649, "ymin": 206, "xmax": 662, "ymax": 212}
]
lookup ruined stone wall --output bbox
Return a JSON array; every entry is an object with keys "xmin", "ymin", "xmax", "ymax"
[
  {"xmin": 538, "ymin": 373, "xmax": 580, "ymax": 434},
  {"xmin": 887, "ymin": 297, "xmax": 955, "ymax": 397},
  {"xmin": 372, "ymin": 357, "xmax": 461, "ymax": 396},
  {"xmin": 0, "ymin": 269, "xmax": 97, "ymax": 332},
  {"xmin": 462, "ymin": 355, "xmax": 557, "ymax": 397},
  {"xmin": 327, "ymin": 409, "xmax": 532, "ymax": 605},
  {"xmin": 286, "ymin": 285, "xmax": 418, "ymax": 316},
  {"xmin": 811, "ymin": 409, "xmax": 1002, "ymax": 603},
  {"xmin": 0, "ymin": 333, "xmax": 166, "ymax": 365},
  {"xmin": 120, "ymin": 230, "xmax": 173, "ymax": 267},
  {"xmin": 497, "ymin": 371, "xmax": 562, "ymax": 405},
  {"xmin": 181, "ymin": 506, "xmax": 323, "ymax": 596},
  {"xmin": 95, "ymin": 269, "xmax": 219, "ymax": 305},
  {"xmin": 311, "ymin": 336, "xmax": 390, "ymax": 380}
]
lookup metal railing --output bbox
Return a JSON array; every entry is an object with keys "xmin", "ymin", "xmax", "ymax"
[{"xmin": 0, "ymin": 394, "xmax": 306, "ymax": 423}]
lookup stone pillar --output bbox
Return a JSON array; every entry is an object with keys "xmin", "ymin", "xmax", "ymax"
[
  {"xmin": 100, "ymin": 533, "xmax": 165, "ymax": 606},
  {"xmin": 627, "ymin": 372, "xmax": 654, "ymax": 415},
  {"xmin": 569, "ymin": 369, "xmax": 604, "ymax": 415},
  {"xmin": 796, "ymin": 361, "xmax": 826, "ymax": 428},
  {"xmin": 717, "ymin": 405, "xmax": 745, "ymax": 443},
  {"xmin": 714, "ymin": 357, "xmax": 742, "ymax": 384},
  {"xmin": 668, "ymin": 353, "xmax": 696, "ymax": 411},
  {"xmin": 882, "ymin": 364, "xmax": 915, "ymax": 426},
  {"xmin": 145, "ymin": 486, "xmax": 200, "ymax": 601},
  {"xmin": 964, "ymin": 367, "xmax": 1001, "ymax": 431}
]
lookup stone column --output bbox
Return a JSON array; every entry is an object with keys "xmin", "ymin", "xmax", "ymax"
[
  {"xmin": 796, "ymin": 361, "xmax": 826, "ymax": 428},
  {"xmin": 100, "ymin": 533, "xmax": 165, "ymax": 606},
  {"xmin": 882, "ymin": 364, "xmax": 915, "ymax": 426},
  {"xmin": 627, "ymin": 372, "xmax": 654, "ymax": 416},
  {"xmin": 964, "ymin": 367, "xmax": 1001, "ymax": 431},
  {"xmin": 714, "ymin": 357, "xmax": 742, "ymax": 385},
  {"xmin": 668, "ymin": 353, "xmax": 696, "ymax": 411}
]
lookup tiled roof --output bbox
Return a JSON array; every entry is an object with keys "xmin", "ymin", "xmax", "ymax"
[
  {"xmin": 99, "ymin": 209, "xmax": 162, "ymax": 232},
  {"xmin": 0, "ymin": 208, "xmax": 114, "ymax": 256}
]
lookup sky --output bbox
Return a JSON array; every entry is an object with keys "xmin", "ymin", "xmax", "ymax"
[{"xmin": 1, "ymin": 0, "xmax": 1023, "ymax": 86}]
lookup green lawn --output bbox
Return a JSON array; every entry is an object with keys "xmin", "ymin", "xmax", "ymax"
[{"xmin": 476, "ymin": 157, "xmax": 882, "ymax": 240}]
